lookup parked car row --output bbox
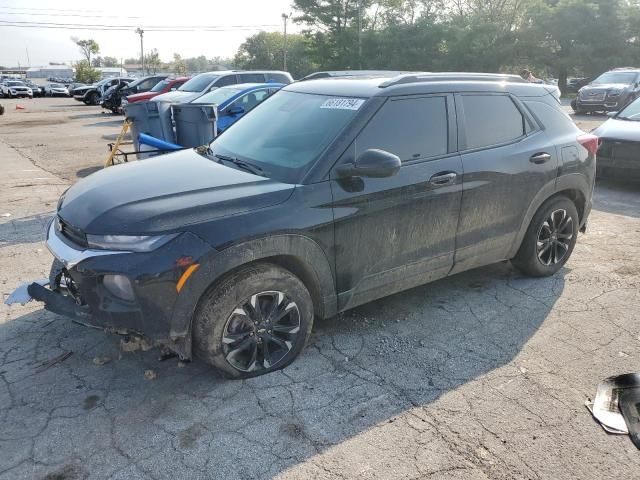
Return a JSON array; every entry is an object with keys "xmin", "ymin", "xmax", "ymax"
[{"xmin": 0, "ymin": 79, "xmax": 76, "ymax": 98}]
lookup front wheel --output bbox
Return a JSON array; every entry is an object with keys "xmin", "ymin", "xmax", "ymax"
[
  {"xmin": 193, "ymin": 263, "xmax": 314, "ymax": 379},
  {"xmin": 512, "ymin": 196, "xmax": 579, "ymax": 277},
  {"xmin": 87, "ymin": 92, "xmax": 99, "ymax": 105}
]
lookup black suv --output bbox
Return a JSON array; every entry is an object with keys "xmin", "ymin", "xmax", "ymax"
[
  {"xmin": 573, "ymin": 68, "xmax": 640, "ymax": 113},
  {"xmin": 11, "ymin": 73, "xmax": 597, "ymax": 378}
]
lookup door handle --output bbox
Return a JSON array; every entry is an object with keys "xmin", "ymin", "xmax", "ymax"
[
  {"xmin": 530, "ymin": 152, "xmax": 552, "ymax": 164},
  {"xmin": 429, "ymin": 172, "xmax": 457, "ymax": 186}
]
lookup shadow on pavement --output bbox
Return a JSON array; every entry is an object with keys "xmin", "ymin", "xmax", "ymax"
[
  {"xmin": 76, "ymin": 166, "xmax": 102, "ymax": 178},
  {"xmin": 67, "ymin": 112, "xmax": 112, "ymax": 120},
  {"xmin": 85, "ymin": 120, "xmax": 125, "ymax": 128},
  {"xmin": 0, "ymin": 261, "xmax": 563, "ymax": 478}
]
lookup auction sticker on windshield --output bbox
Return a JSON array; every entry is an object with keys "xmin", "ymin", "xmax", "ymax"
[{"xmin": 320, "ymin": 98, "xmax": 365, "ymax": 110}]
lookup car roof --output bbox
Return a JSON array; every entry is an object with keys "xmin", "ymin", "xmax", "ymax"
[
  {"xmin": 286, "ymin": 72, "xmax": 552, "ymax": 98},
  {"xmin": 220, "ymin": 82, "xmax": 284, "ymax": 90}
]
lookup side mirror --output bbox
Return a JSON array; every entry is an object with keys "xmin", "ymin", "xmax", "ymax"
[
  {"xmin": 227, "ymin": 105, "xmax": 245, "ymax": 115},
  {"xmin": 336, "ymin": 149, "xmax": 401, "ymax": 178}
]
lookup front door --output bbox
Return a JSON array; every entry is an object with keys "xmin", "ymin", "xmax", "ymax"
[{"xmin": 331, "ymin": 94, "xmax": 463, "ymax": 311}]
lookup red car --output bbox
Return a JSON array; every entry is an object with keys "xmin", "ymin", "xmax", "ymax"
[{"xmin": 122, "ymin": 76, "xmax": 190, "ymax": 107}]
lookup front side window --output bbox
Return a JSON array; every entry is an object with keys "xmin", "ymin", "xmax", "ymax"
[
  {"xmin": 356, "ymin": 96, "xmax": 448, "ymax": 162},
  {"xmin": 266, "ymin": 73, "xmax": 291, "ymax": 84},
  {"xmin": 210, "ymin": 90, "xmax": 364, "ymax": 183},
  {"xmin": 212, "ymin": 75, "xmax": 237, "ymax": 88},
  {"xmin": 461, "ymin": 95, "xmax": 526, "ymax": 150},
  {"xmin": 238, "ymin": 73, "xmax": 266, "ymax": 83},
  {"xmin": 179, "ymin": 73, "xmax": 220, "ymax": 92},
  {"xmin": 151, "ymin": 79, "xmax": 171, "ymax": 92},
  {"xmin": 231, "ymin": 89, "xmax": 271, "ymax": 111}
]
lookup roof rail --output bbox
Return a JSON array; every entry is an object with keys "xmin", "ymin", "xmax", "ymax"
[
  {"xmin": 611, "ymin": 67, "xmax": 639, "ymax": 71},
  {"xmin": 379, "ymin": 72, "xmax": 527, "ymax": 88}
]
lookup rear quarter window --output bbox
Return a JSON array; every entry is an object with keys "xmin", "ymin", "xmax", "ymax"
[
  {"xmin": 266, "ymin": 73, "xmax": 292, "ymax": 84},
  {"xmin": 523, "ymin": 99, "xmax": 578, "ymax": 134}
]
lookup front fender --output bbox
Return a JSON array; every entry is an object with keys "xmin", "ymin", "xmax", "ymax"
[{"xmin": 169, "ymin": 234, "xmax": 337, "ymax": 341}]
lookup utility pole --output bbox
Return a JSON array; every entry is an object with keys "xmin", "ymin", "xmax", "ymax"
[
  {"xmin": 135, "ymin": 28, "xmax": 144, "ymax": 75},
  {"xmin": 357, "ymin": 0, "xmax": 362, "ymax": 69},
  {"xmin": 282, "ymin": 13, "xmax": 289, "ymax": 71}
]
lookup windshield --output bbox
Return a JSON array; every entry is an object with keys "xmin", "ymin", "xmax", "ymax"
[
  {"xmin": 617, "ymin": 97, "xmax": 640, "ymax": 121},
  {"xmin": 179, "ymin": 73, "xmax": 219, "ymax": 92},
  {"xmin": 210, "ymin": 90, "xmax": 365, "ymax": 183},
  {"xmin": 50, "ymin": 83, "xmax": 63, "ymax": 88},
  {"xmin": 8, "ymin": 81, "xmax": 24, "ymax": 86},
  {"xmin": 193, "ymin": 87, "xmax": 243, "ymax": 105},
  {"xmin": 592, "ymin": 72, "xmax": 637, "ymax": 85},
  {"xmin": 151, "ymin": 79, "xmax": 170, "ymax": 92}
]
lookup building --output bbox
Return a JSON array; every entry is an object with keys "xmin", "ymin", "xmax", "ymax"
[
  {"xmin": 26, "ymin": 66, "xmax": 74, "ymax": 79},
  {"xmin": 98, "ymin": 67, "xmax": 128, "ymax": 78}
]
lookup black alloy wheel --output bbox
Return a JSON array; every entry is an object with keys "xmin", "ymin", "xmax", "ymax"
[
  {"xmin": 222, "ymin": 291, "xmax": 301, "ymax": 373},
  {"xmin": 536, "ymin": 209, "xmax": 574, "ymax": 266}
]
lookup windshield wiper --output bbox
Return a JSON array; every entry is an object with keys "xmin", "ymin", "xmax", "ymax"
[{"xmin": 214, "ymin": 154, "xmax": 264, "ymax": 175}]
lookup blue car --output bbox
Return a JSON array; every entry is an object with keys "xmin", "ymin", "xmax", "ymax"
[{"xmin": 192, "ymin": 82, "xmax": 284, "ymax": 133}]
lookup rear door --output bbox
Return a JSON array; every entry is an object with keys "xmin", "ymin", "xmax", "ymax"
[
  {"xmin": 451, "ymin": 92, "xmax": 559, "ymax": 274},
  {"xmin": 331, "ymin": 94, "xmax": 463, "ymax": 310}
]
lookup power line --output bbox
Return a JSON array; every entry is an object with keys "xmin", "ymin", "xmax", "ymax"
[
  {"xmin": 0, "ymin": 19, "xmax": 280, "ymax": 31},
  {"xmin": 0, "ymin": 10, "xmax": 144, "ymax": 20},
  {"xmin": 0, "ymin": 22, "xmax": 280, "ymax": 32},
  {"xmin": 0, "ymin": 5, "xmax": 115, "ymax": 14}
]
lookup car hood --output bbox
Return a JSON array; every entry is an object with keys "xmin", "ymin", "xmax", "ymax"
[
  {"xmin": 58, "ymin": 149, "xmax": 295, "ymax": 235},
  {"xmin": 152, "ymin": 90, "xmax": 201, "ymax": 104},
  {"xmin": 73, "ymin": 86, "xmax": 93, "ymax": 93},
  {"xmin": 593, "ymin": 117, "xmax": 640, "ymax": 142}
]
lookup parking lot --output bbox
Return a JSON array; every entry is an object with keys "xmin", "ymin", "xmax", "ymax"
[{"xmin": 1, "ymin": 96, "xmax": 639, "ymax": 479}]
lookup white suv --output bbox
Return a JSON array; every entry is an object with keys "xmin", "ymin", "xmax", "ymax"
[{"xmin": 1, "ymin": 80, "xmax": 33, "ymax": 98}]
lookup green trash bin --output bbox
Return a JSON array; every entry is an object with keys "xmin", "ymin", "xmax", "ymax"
[{"xmin": 172, "ymin": 103, "xmax": 217, "ymax": 148}]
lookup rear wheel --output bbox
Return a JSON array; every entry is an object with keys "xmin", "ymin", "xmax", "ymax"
[
  {"xmin": 512, "ymin": 196, "xmax": 579, "ymax": 277},
  {"xmin": 193, "ymin": 263, "xmax": 314, "ymax": 379}
]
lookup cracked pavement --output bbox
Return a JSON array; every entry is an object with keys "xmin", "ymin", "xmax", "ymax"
[{"xmin": 1, "ymin": 98, "xmax": 640, "ymax": 479}]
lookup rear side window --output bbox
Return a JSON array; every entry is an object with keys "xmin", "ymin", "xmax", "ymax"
[
  {"xmin": 356, "ymin": 96, "xmax": 448, "ymax": 162},
  {"xmin": 266, "ymin": 73, "xmax": 291, "ymax": 84},
  {"xmin": 461, "ymin": 95, "xmax": 526, "ymax": 150}
]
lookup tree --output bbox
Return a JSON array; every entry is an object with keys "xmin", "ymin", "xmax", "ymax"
[
  {"xmin": 172, "ymin": 53, "xmax": 188, "ymax": 75},
  {"xmin": 234, "ymin": 32, "xmax": 316, "ymax": 78},
  {"xmin": 144, "ymin": 49, "xmax": 162, "ymax": 73},
  {"xmin": 72, "ymin": 38, "xmax": 100, "ymax": 64},
  {"xmin": 102, "ymin": 56, "xmax": 119, "ymax": 67},
  {"xmin": 74, "ymin": 60, "xmax": 101, "ymax": 83}
]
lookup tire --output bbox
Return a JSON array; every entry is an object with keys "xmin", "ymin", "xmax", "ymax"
[
  {"xmin": 193, "ymin": 263, "xmax": 314, "ymax": 379},
  {"xmin": 512, "ymin": 196, "xmax": 579, "ymax": 277},
  {"xmin": 87, "ymin": 92, "xmax": 99, "ymax": 105}
]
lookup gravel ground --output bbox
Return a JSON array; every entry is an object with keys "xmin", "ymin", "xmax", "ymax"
[{"xmin": 1, "ymin": 97, "xmax": 639, "ymax": 479}]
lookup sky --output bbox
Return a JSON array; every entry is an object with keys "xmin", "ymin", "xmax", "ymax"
[{"xmin": 0, "ymin": 0, "xmax": 300, "ymax": 67}]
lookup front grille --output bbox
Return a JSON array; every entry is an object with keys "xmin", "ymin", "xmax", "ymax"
[
  {"xmin": 580, "ymin": 91, "xmax": 605, "ymax": 102},
  {"xmin": 56, "ymin": 216, "xmax": 88, "ymax": 248}
]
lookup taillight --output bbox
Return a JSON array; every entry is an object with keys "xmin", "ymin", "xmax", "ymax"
[{"xmin": 578, "ymin": 134, "xmax": 599, "ymax": 156}]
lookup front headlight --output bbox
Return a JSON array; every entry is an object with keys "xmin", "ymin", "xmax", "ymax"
[
  {"xmin": 86, "ymin": 233, "xmax": 178, "ymax": 252},
  {"xmin": 608, "ymin": 90, "xmax": 622, "ymax": 97}
]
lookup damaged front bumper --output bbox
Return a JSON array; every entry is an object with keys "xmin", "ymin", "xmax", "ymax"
[{"xmin": 5, "ymin": 220, "xmax": 213, "ymax": 359}]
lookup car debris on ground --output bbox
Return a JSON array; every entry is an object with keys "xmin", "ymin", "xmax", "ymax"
[{"xmin": 587, "ymin": 373, "xmax": 640, "ymax": 448}]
